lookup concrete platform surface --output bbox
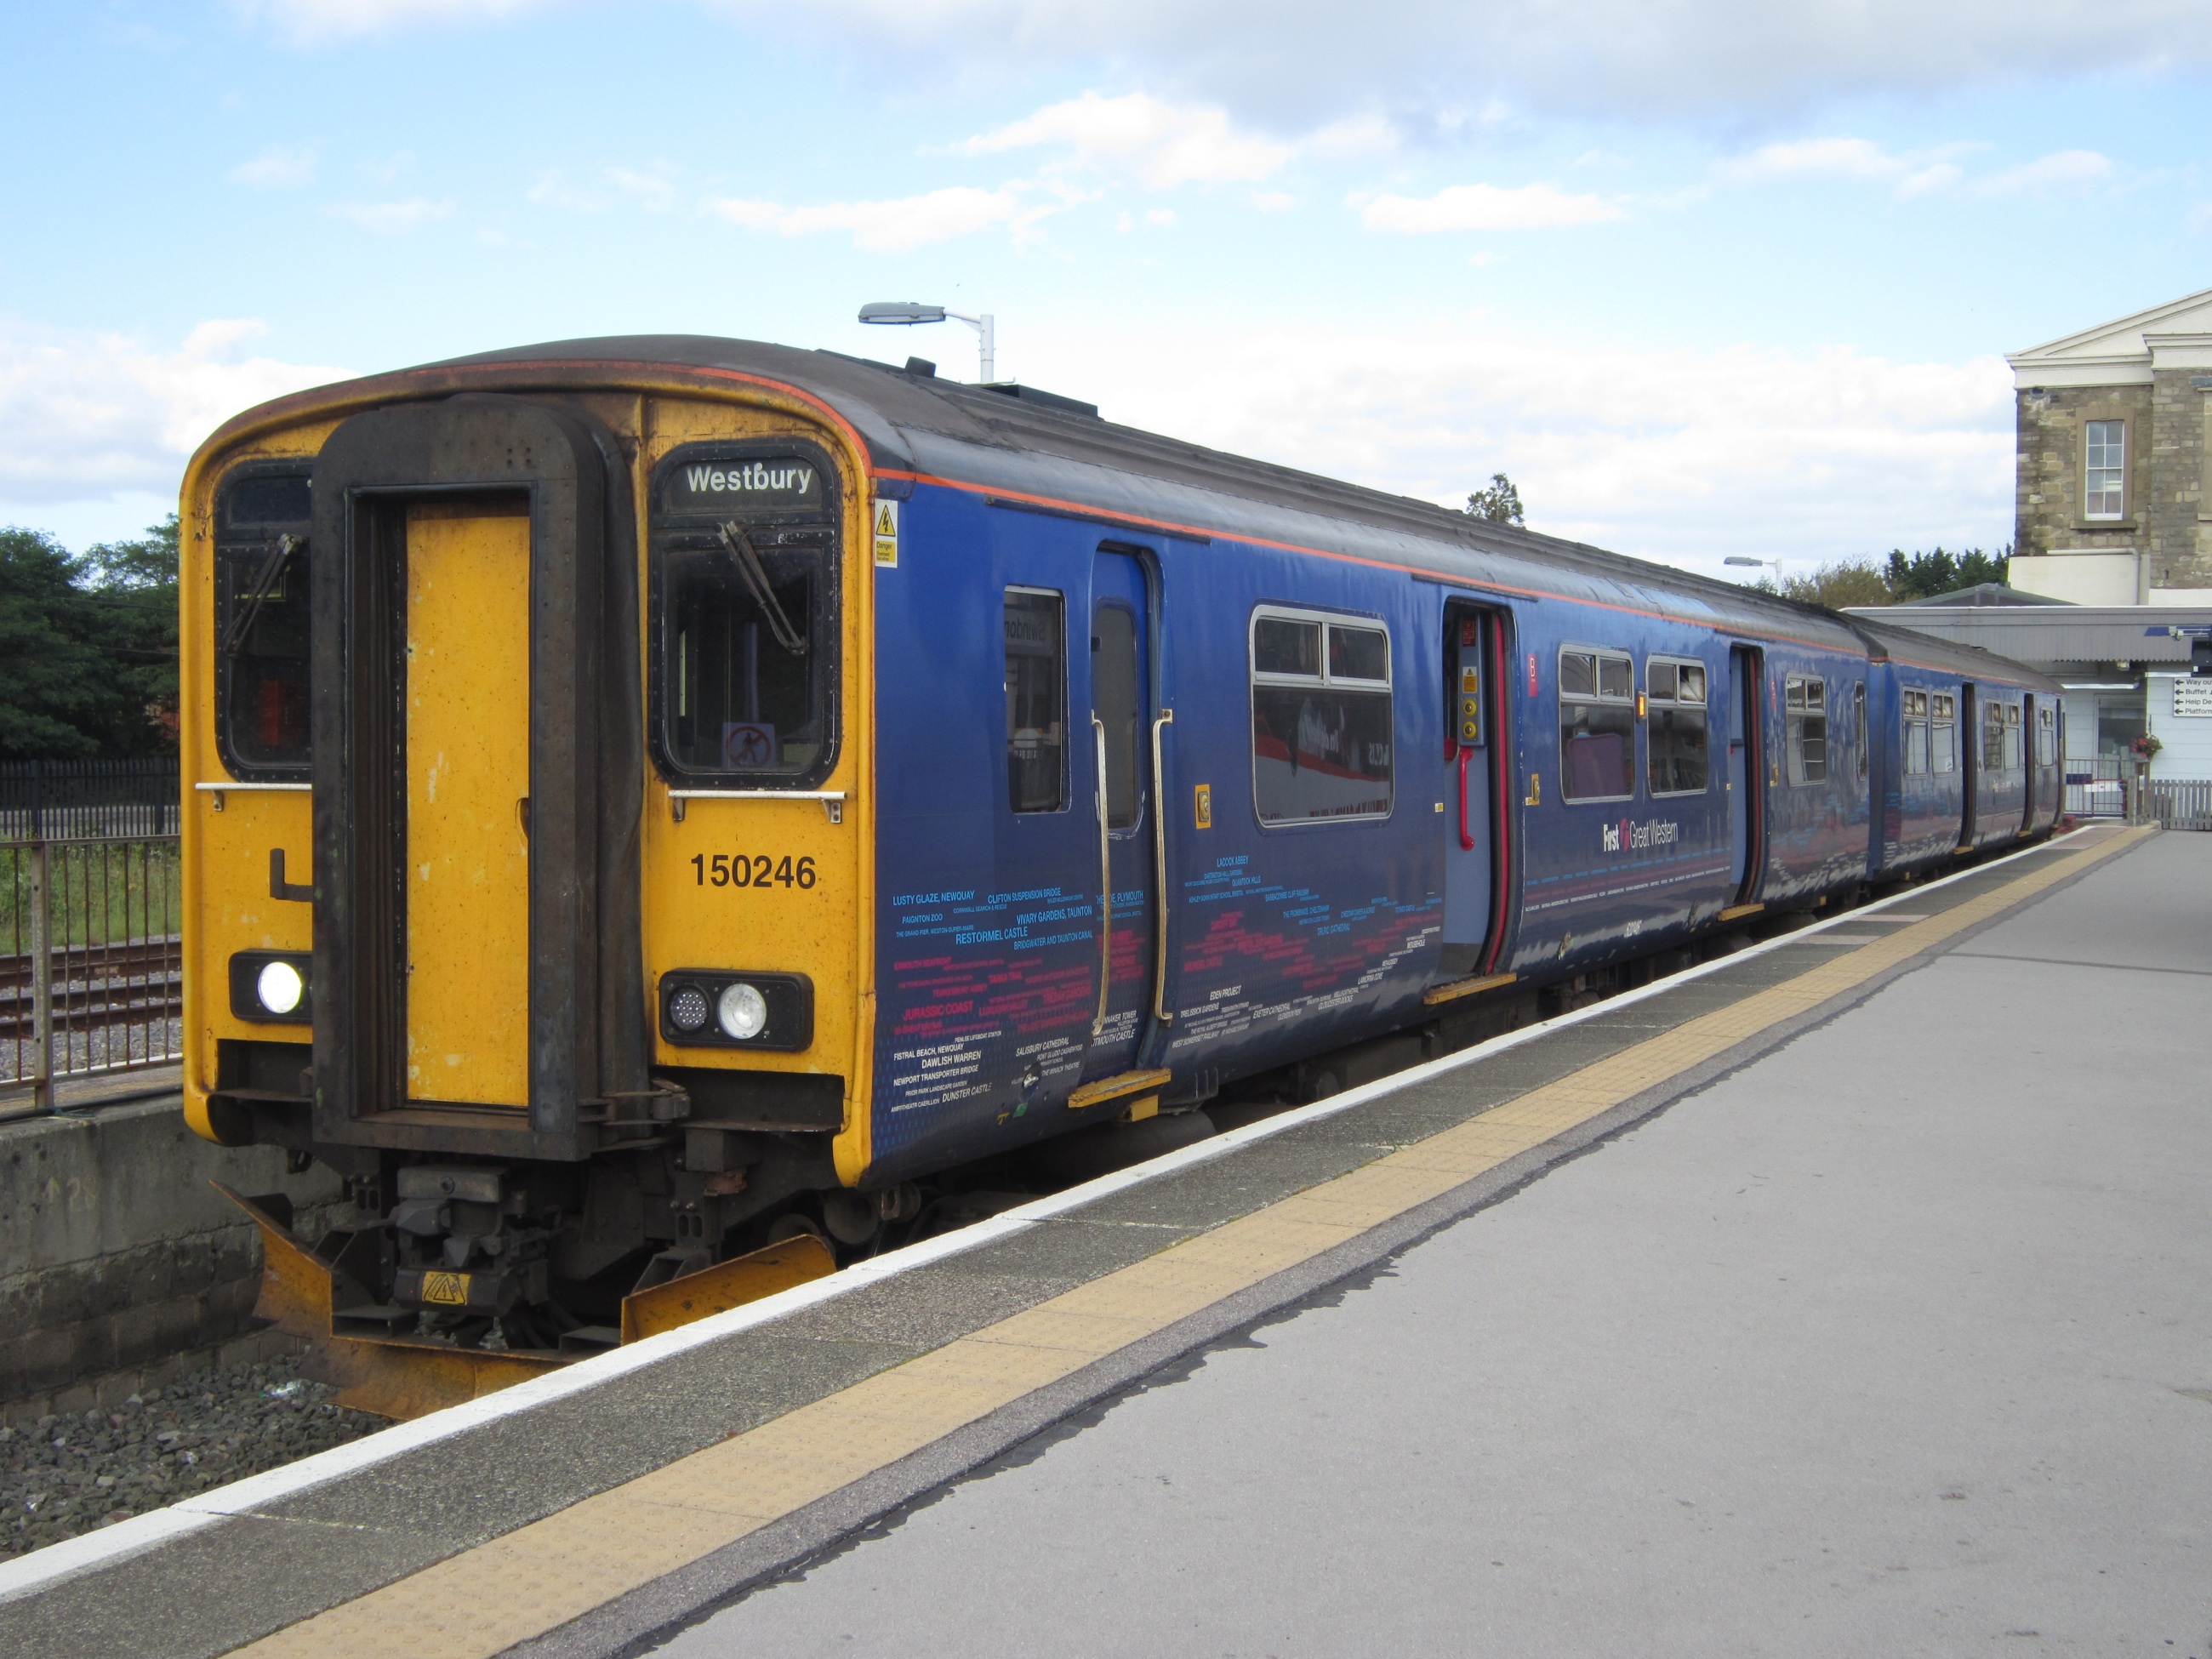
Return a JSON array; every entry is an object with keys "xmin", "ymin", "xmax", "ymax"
[{"xmin": 661, "ymin": 829, "xmax": 2212, "ymax": 1658}]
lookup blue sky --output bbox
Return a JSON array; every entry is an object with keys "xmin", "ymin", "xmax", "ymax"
[{"xmin": 4, "ymin": 1, "xmax": 2209, "ymax": 578}]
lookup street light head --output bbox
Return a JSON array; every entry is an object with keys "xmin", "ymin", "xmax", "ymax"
[
  {"xmin": 858, "ymin": 302, "xmax": 946, "ymax": 326},
  {"xmin": 1723, "ymin": 556, "xmax": 1765, "ymax": 567}
]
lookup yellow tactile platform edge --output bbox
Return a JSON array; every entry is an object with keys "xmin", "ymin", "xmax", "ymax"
[{"xmin": 235, "ymin": 828, "xmax": 2150, "ymax": 1658}]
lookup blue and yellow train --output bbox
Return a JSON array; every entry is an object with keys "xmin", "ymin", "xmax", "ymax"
[{"xmin": 180, "ymin": 336, "xmax": 2063, "ymax": 1411}]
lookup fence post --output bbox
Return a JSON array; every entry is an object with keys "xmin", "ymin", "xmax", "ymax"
[{"xmin": 29, "ymin": 835, "xmax": 52, "ymax": 1114}]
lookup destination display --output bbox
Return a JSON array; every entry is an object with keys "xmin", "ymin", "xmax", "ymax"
[{"xmin": 662, "ymin": 456, "xmax": 825, "ymax": 515}]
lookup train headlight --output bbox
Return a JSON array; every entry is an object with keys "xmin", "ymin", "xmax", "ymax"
[
  {"xmin": 717, "ymin": 982, "xmax": 768, "ymax": 1040},
  {"xmin": 658, "ymin": 970, "xmax": 812, "ymax": 1051},
  {"xmin": 669, "ymin": 985, "xmax": 710, "ymax": 1033},
  {"xmin": 229, "ymin": 950, "xmax": 311, "ymax": 1024},
  {"xmin": 257, "ymin": 961, "xmax": 305, "ymax": 1015}
]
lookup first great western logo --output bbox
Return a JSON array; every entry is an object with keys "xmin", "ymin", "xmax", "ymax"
[{"xmin": 1603, "ymin": 818, "xmax": 1680, "ymax": 853}]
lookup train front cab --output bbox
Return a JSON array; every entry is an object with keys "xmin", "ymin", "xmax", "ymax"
[{"xmin": 180, "ymin": 380, "xmax": 879, "ymax": 1413}]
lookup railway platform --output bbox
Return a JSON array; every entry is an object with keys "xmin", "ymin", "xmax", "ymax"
[{"xmin": 3, "ymin": 823, "xmax": 2203, "ymax": 1657}]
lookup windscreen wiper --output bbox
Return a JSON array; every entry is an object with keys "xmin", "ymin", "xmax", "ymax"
[
  {"xmin": 222, "ymin": 533, "xmax": 302, "ymax": 658},
  {"xmin": 715, "ymin": 522, "xmax": 808, "ymax": 655}
]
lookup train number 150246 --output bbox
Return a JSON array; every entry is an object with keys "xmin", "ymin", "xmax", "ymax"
[{"xmin": 691, "ymin": 853, "xmax": 818, "ymax": 889}]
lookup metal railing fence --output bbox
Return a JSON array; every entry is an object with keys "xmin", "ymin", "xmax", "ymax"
[
  {"xmin": 0, "ymin": 757, "xmax": 181, "ymax": 841},
  {"xmin": 0, "ymin": 834, "xmax": 183, "ymax": 1111}
]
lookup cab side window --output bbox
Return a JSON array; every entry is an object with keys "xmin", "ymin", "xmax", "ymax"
[{"xmin": 1559, "ymin": 647, "xmax": 1635, "ymax": 802}]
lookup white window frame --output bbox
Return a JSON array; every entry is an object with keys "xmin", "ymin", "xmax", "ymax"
[
  {"xmin": 2084, "ymin": 419, "xmax": 2125, "ymax": 521},
  {"xmin": 1247, "ymin": 605, "xmax": 1394, "ymax": 828},
  {"xmin": 1643, "ymin": 654, "xmax": 1710, "ymax": 798},
  {"xmin": 1557, "ymin": 643, "xmax": 1638, "ymax": 805}
]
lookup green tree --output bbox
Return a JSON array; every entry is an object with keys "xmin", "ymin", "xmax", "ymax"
[
  {"xmin": 1464, "ymin": 473, "xmax": 1525, "ymax": 527},
  {"xmin": 0, "ymin": 528, "xmax": 111, "ymax": 759},
  {"xmin": 1883, "ymin": 544, "xmax": 2010, "ymax": 601},
  {"xmin": 0, "ymin": 516, "xmax": 180, "ymax": 760},
  {"xmin": 1779, "ymin": 561, "xmax": 1893, "ymax": 608},
  {"xmin": 81, "ymin": 515, "xmax": 180, "ymax": 752}
]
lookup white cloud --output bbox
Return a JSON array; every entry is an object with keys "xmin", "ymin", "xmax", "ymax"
[
  {"xmin": 527, "ymin": 163, "xmax": 680, "ymax": 213},
  {"xmin": 1013, "ymin": 321, "xmax": 2010, "ymax": 568},
  {"xmin": 706, "ymin": 183, "xmax": 1074, "ymax": 250},
  {"xmin": 704, "ymin": 0, "xmax": 2212, "ymax": 126},
  {"xmin": 230, "ymin": 145, "xmax": 317, "ymax": 187},
  {"xmin": 0, "ymin": 320, "xmax": 348, "ymax": 505},
  {"xmin": 1357, "ymin": 182, "xmax": 1619, "ymax": 233},
  {"xmin": 237, "ymin": 0, "xmax": 555, "ymax": 43},
  {"xmin": 1974, "ymin": 148, "xmax": 2113, "ymax": 196},
  {"xmin": 1252, "ymin": 191, "xmax": 1298, "ymax": 213},
  {"xmin": 961, "ymin": 91, "xmax": 1295, "ymax": 187},
  {"xmin": 324, "ymin": 197, "xmax": 456, "ymax": 232},
  {"xmin": 1719, "ymin": 137, "xmax": 2111, "ymax": 201}
]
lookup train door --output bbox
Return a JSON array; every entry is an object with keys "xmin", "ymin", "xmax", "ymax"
[
  {"xmin": 306, "ymin": 397, "xmax": 647, "ymax": 1148},
  {"xmin": 1078, "ymin": 548, "xmax": 1160, "ymax": 1080},
  {"xmin": 1958, "ymin": 682, "xmax": 1979, "ymax": 848},
  {"xmin": 405, "ymin": 500, "xmax": 532, "ymax": 1106},
  {"xmin": 2021, "ymin": 693, "xmax": 2039, "ymax": 835},
  {"xmin": 1727, "ymin": 645, "xmax": 1764, "ymax": 906},
  {"xmin": 1440, "ymin": 604, "xmax": 1512, "ymax": 975}
]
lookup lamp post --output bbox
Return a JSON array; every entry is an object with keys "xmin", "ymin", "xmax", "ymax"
[
  {"xmin": 1724, "ymin": 556, "xmax": 1785, "ymax": 587},
  {"xmin": 858, "ymin": 301, "xmax": 995, "ymax": 383}
]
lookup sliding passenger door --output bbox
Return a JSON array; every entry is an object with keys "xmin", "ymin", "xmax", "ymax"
[
  {"xmin": 1727, "ymin": 646, "xmax": 1765, "ymax": 906},
  {"xmin": 1440, "ymin": 605, "xmax": 1512, "ymax": 976},
  {"xmin": 1958, "ymin": 682, "xmax": 1979, "ymax": 848},
  {"xmin": 1078, "ymin": 548, "xmax": 1161, "ymax": 1080}
]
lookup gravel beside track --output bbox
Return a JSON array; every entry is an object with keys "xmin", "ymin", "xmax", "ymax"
[{"xmin": 1, "ymin": 1357, "xmax": 388, "ymax": 1559}]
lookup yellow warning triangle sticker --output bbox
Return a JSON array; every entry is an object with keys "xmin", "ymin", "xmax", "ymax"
[{"xmin": 875, "ymin": 502, "xmax": 897, "ymax": 537}]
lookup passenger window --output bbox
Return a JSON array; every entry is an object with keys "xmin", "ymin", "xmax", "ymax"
[
  {"xmin": 1785, "ymin": 675, "xmax": 1827, "ymax": 784},
  {"xmin": 1981, "ymin": 702, "xmax": 2005, "ymax": 772},
  {"xmin": 1559, "ymin": 646, "xmax": 1636, "ymax": 802},
  {"xmin": 1904, "ymin": 690, "xmax": 1930, "ymax": 776},
  {"xmin": 1004, "ymin": 589, "xmax": 1064, "ymax": 812},
  {"xmin": 2037, "ymin": 706, "xmax": 2056, "ymax": 767},
  {"xmin": 1249, "ymin": 609, "xmax": 1394, "ymax": 824},
  {"xmin": 1854, "ymin": 683, "xmax": 1867, "ymax": 782},
  {"xmin": 1645, "ymin": 657, "xmax": 1708, "ymax": 795},
  {"xmin": 2005, "ymin": 704, "xmax": 2021, "ymax": 770},
  {"xmin": 1094, "ymin": 603, "xmax": 1141, "ymax": 830},
  {"xmin": 1931, "ymin": 693, "xmax": 1957, "ymax": 773}
]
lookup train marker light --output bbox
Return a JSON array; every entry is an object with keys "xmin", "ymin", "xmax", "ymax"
[
  {"xmin": 718, "ymin": 982, "xmax": 769, "ymax": 1041},
  {"xmin": 257, "ymin": 960, "xmax": 305, "ymax": 1015},
  {"xmin": 670, "ymin": 985, "xmax": 710, "ymax": 1033}
]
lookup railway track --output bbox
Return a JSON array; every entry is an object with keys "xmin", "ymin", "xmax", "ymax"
[{"xmin": 0, "ymin": 937, "xmax": 183, "ymax": 1042}]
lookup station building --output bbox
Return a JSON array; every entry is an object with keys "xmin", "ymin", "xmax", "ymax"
[
  {"xmin": 2005, "ymin": 285, "xmax": 2212, "ymax": 604},
  {"xmin": 1848, "ymin": 288, "xmax": 2212, "ymax": 814}
]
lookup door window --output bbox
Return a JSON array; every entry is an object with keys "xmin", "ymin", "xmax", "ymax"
[
  {"xmin": 1932, "ymin": 693, "xmax": 1957, "ymax": 773},
  {"xmin": 1904, "ymin": 690, "xmax": 1930, "ymax": 775},
  {"xmin": 1094, "ymin": 603, "xmax": 1142, "ymax": 830}
]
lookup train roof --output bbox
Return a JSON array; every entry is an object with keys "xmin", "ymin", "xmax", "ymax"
[{"xmin": 211, "ymin": 333, "xmax": 2057, "ymax": 689}]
